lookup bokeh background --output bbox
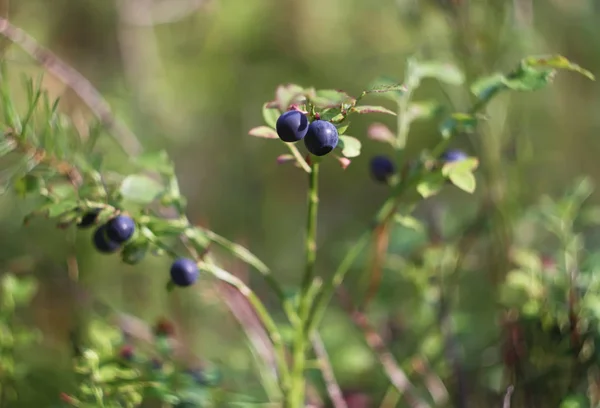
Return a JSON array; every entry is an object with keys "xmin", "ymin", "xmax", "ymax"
[{"xmin": 3, "ymin": 0, "xmax": 600, "ymax": 406}]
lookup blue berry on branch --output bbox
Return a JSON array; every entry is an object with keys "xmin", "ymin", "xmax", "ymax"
[
  {"xmin": 170, "ymin": 258, "xmax": 199, "ymax": 287},
  {"xmin": 93, "ymin": 225, "xmax": 121, "ymax": 253},
  {"xmin": 275, "ymin": 110, "xmax": 309, "ymax": 143},
  {"xmin": 303, "ymin": 120, "xmax": 338, "ymax": 156},
  {"xmin": 105, "ymin": 215, "xmax": 135, "ymax": 244}
]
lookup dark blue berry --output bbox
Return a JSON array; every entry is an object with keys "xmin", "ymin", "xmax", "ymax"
[
  {"xmin": 304, "ymin": 120, "xmax": 338, "ymax": 156},
  {"xmin": 170, "ymin": 258, "xmax": 199, "ymax": 287},
  {"xmin": 369, "ymin": 156, "xmax": 396, "ymax": 183},
  {"xmin": 441, "ymin": 149, "xmax": 468, "ymax": 163},
  {"xmin": 276, "ymin": 110, "xmax": 309, "ymax": 143},
  {"xmin": 77, "ymin": 209, "xmax": 100, "ymax": 229},
  {"xmin": 105, "ymin": 215, "xmax": 135, "ymax": 244},
  {"xmin": 93, "ymin": 226, "xmax": 121, "ymax": 253},
  {"xmin": 186, "ymin": 368, "xmax": 208, "ymax": 385},
  {"xmin": 119, "ymin": 345, "xmax": 134, "ymax": 361}
]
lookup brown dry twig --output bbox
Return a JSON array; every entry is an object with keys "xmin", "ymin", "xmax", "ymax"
[{"xmin": 311, "ymin": 333, "xmax": 348, "ymax": 408}]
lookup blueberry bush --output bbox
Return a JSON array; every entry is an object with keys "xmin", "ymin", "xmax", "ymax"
[{"xmin": 1, "ymin": 3, "xmax": 600, "ymax": 408}]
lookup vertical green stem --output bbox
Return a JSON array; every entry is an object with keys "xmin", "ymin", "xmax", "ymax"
[
  {"xmin": 301, "ymin": 162, "xmax": 320, "ymax": 294},
  {"xmin": 288, "ymin": 161, "xmax": 320, "ymax": 408}
]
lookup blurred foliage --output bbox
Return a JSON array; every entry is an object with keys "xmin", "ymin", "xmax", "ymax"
[{"xmin": 2, "ymin": 0, "xmax": 600, "ymax": 407}]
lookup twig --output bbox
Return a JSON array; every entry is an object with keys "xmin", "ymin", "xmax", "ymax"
[
  {"xmin": 311, "ymin": 333, "xmax": 347, "ymax": 408},
  {"xmin": 0, "ymin": 17, "xmax": 143, "ymax": 157},
  {"xmin": 502, "ymin": 385, "xmax": 514, "ymax": 408}
]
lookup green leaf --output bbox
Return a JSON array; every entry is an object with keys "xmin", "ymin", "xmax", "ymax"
[
  {"xmin": 248, "ymin": 126, "xmax": 278, "ymax": 139},
  {"xmin": 524, "ymin": 55, "xmax": 595, "ymax": 80},
  {"xmin": 447, "ymin": 170, "xmax": 476, "ymax": 193},
  {"xmin": 441, "ymin": 157, "xmax": 479, "ymax": 175},
  {"xmin": 503, "ymin": 64, "xmax": 554, "ymax": 91},
  {"xmin": 262, "ymin": 103, "xmax": 280, "ymax": 128},
  {"xmin": 337, "ymin": 135, "xmax": 361, "ymax": 158},
  {"xmin": 121, "ymin": 240, "xmax": 149, "ymax": 265},
  {"xmin": 407, "ymin": 101, "xmax": 443, "ymax": 122},
  {"xmin": 120, "ymin": 174, "xmax": 164, "ymax": 205},
  {"xmin": 46, "ymin": 200, "xmax": 79, "ymax": 217},
  {"xmin": 439, "ymin": 113, "xmax": 478, "ymax": 139},
  {"xmin": 394, "ymin": 214, "xmax": 424, "ymax": 233},
  {"xmin": 442, "ymin": 158, "xmax": 478, "ymax": 193},
  {"xmin": 559, "ymin": 394, "xmax": 589, "ymax": 408},
  {"xmin": 411, "ymin": 60, "xmax": 465, "ymax": 85},
  {"xmin": 366, "ymin": 77, "xmax": 406, "ymax": 101},
  {"xmin": 13, "ymin": 174, "xmax": 42, "ymax": 197},
  {"xmin": 310, "ymin": 89, "xmax": 355, "ymax": 108},
  {"xmin": 1, "ymin": 274, "xmax": 38, "ymax": 305},
  {"xmin": 336, "ymin": 123, "xmax": 350, "ymax": 135},
  {"xmin": 416, "ymin": 175, "xmax": 445, "ymax": 198},
  {"xmin": 470, "ymin": 74, "xmax": 507, "ymax": 100},
  {"xmin": 134, "ymin": 150, "xmax": 175, "ymax": 176},
  {"xmin": 350, "ymin": 105, "xmax": 396, "ymax": 116},
  {"xmin": 272, "ymin": 84, "xmax": 306, "ymax": 111}
]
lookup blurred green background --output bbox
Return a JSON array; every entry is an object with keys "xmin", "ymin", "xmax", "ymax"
[{"xmin": 3, "ymin": 0, "xmax": 600, "ymax": 406}]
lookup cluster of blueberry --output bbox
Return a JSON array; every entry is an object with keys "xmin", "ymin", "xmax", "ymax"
[
  {"xmin": 369, "ymin": 148, "xmax": 469, "ymax": 184},
  {"xmin": 276, "ymin": 110, "xmax": 339, "ymax": 156},
  {"xmin": 77, "ymin": 211, "xmax": 201, "ymax": 287}
]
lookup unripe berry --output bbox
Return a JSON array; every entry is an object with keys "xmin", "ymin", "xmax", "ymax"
[
  {"xmin": 303, "ymin": 120, "xmax": 339, "ymax": 156},
  {"xmin": 369, "ymin": 156, "xmax": 396, "ymax": 183},
  {"xmin": 441, "ymin": 149, "xmax": 468, "ymax": 163},
  {"xmin": 170, "ymin": 258, "xmax": 199, "ymax": 287},
  {"xmin": 93, "ymin": 225, "xmax": 121, "ymax": 253},
  {"xmin": 276, "ymin": 110, "xmax": 309, "ymax": 143},
  {"xmin": 105, "ymin": 215, "xmax": 135, "ymax": 244}
]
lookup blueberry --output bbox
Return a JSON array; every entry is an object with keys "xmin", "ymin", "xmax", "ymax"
[
  {"xmin": 119, "ymin": 345, "xmax": 134, "ymax": 361},
  {"xmin": 170, "ymin": 258, "xmax": 199, "ymax": 287},
  {"xmin": 93, "ymin": 225, "xmax": 121, "ymax": 253},
  {"xmin": 441, "ymin": 149, "xmax": 468, "ymax": 162},
  {"xmin": 276, "ymin": 110, "xmax": 309, "ymax": 143},
  {"xmin": 303, "ymin": 120, "xmax": 338, "ymax": 156},
  {"xmin": 105, "ymin": 215, "xmax": 135, "ymax": 244},
  {"xmin": 77, "ymin": 209, "xmax": 100, "ymax": 229},
  {"xmin": 369, "ymin": 156, "xmax": 396, "ymax": 183}
]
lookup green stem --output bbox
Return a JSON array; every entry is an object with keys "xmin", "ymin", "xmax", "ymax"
[
  {"xmin": 301, "ymin": 162, "xmax": 320, "ymax": 294},
  {"xmin": 287, "ymin": 161, "xmax": 321, "ymax": 408}
]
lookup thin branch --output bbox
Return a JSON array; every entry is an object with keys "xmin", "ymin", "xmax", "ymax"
[
  {"xmin": 502, "ymin": 385, "xmax": 514, "ymax": 408},
  {"xmin": 311, "ymin": 333, "xmax": 347, "ymax": 408},
  {"xmin": 0, "ymin": 17, "xmax": 143, "ymax": 157}
]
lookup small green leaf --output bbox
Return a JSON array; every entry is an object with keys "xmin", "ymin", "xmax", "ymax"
[
  {"xmin": 411, "ymin": 60, "xmax": 465, "ymax": 85},
  {"xmin": 46, "ymin": 200, "xmax": 79, "ymax": 217},
  {"xmin": 447, "ymin": 170, "xmax": 476, "ymax": 193},
  {"xmin": 120, "ymin": 174, "xmax": 164, "ymax": 205},
  {"xmin": 366, "ymin": 77, "xmax": 406, "ymax": 101},
  {"xmin": 470, "ymin": 74, "xmax": 507, "ymax": 100},
  {"xmin": 439, "ymin": 114, "xmax": 478, "ymax": 139},
  {"xmin": 273, "ymin": 84, "xmax": 305, "ymax": 111},
  {"xmin": 394, "ymin": 214, "xmax": 424, "ymax": 233},
  {"xmin": 121, "ymin": 240, "xmax": 149, "ymax": 265},
  {"xmin": 311, "ymin": 89, "xmax": 355, "ymax": 108},
  {"xmin": 336, "ymin": 123, "xmax": 350, "ymax": 135},
  {"xmin": 416, "ymin": 175, "xmax": 445, "ymax": 198},
  {"xmin": 262, "ymin": 103, "xmax": 280, "ymax": 128},
  {"xmin": 524, "ymin": 55, "xmax": 595, "ymax": 80},
  {"xmin": 248, "ymin": 126, "xmax": 278, "ymax": 139},
  {"xmin": 441, "ymin": 157, "xmax": 479, "ymax": 176},
  {"xmin": 337, "ymin": 135, "xmax": 361, "ymax": 158},
  {"xmin": 350, "ymin": 106, "xmax": 396, "ymax": 116},
  {"xmin": 503, "ymin": 64, "xmax": 554, "ymax": 91}
]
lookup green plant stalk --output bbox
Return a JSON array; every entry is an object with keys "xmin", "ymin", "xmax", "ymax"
[
  {"xmin": 308, "ymin": 83, "xmax": 504, "ymax": 334},
  {"xmin": 286, "ymin": 161, "xmax": 321, "ymax": 408}
]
